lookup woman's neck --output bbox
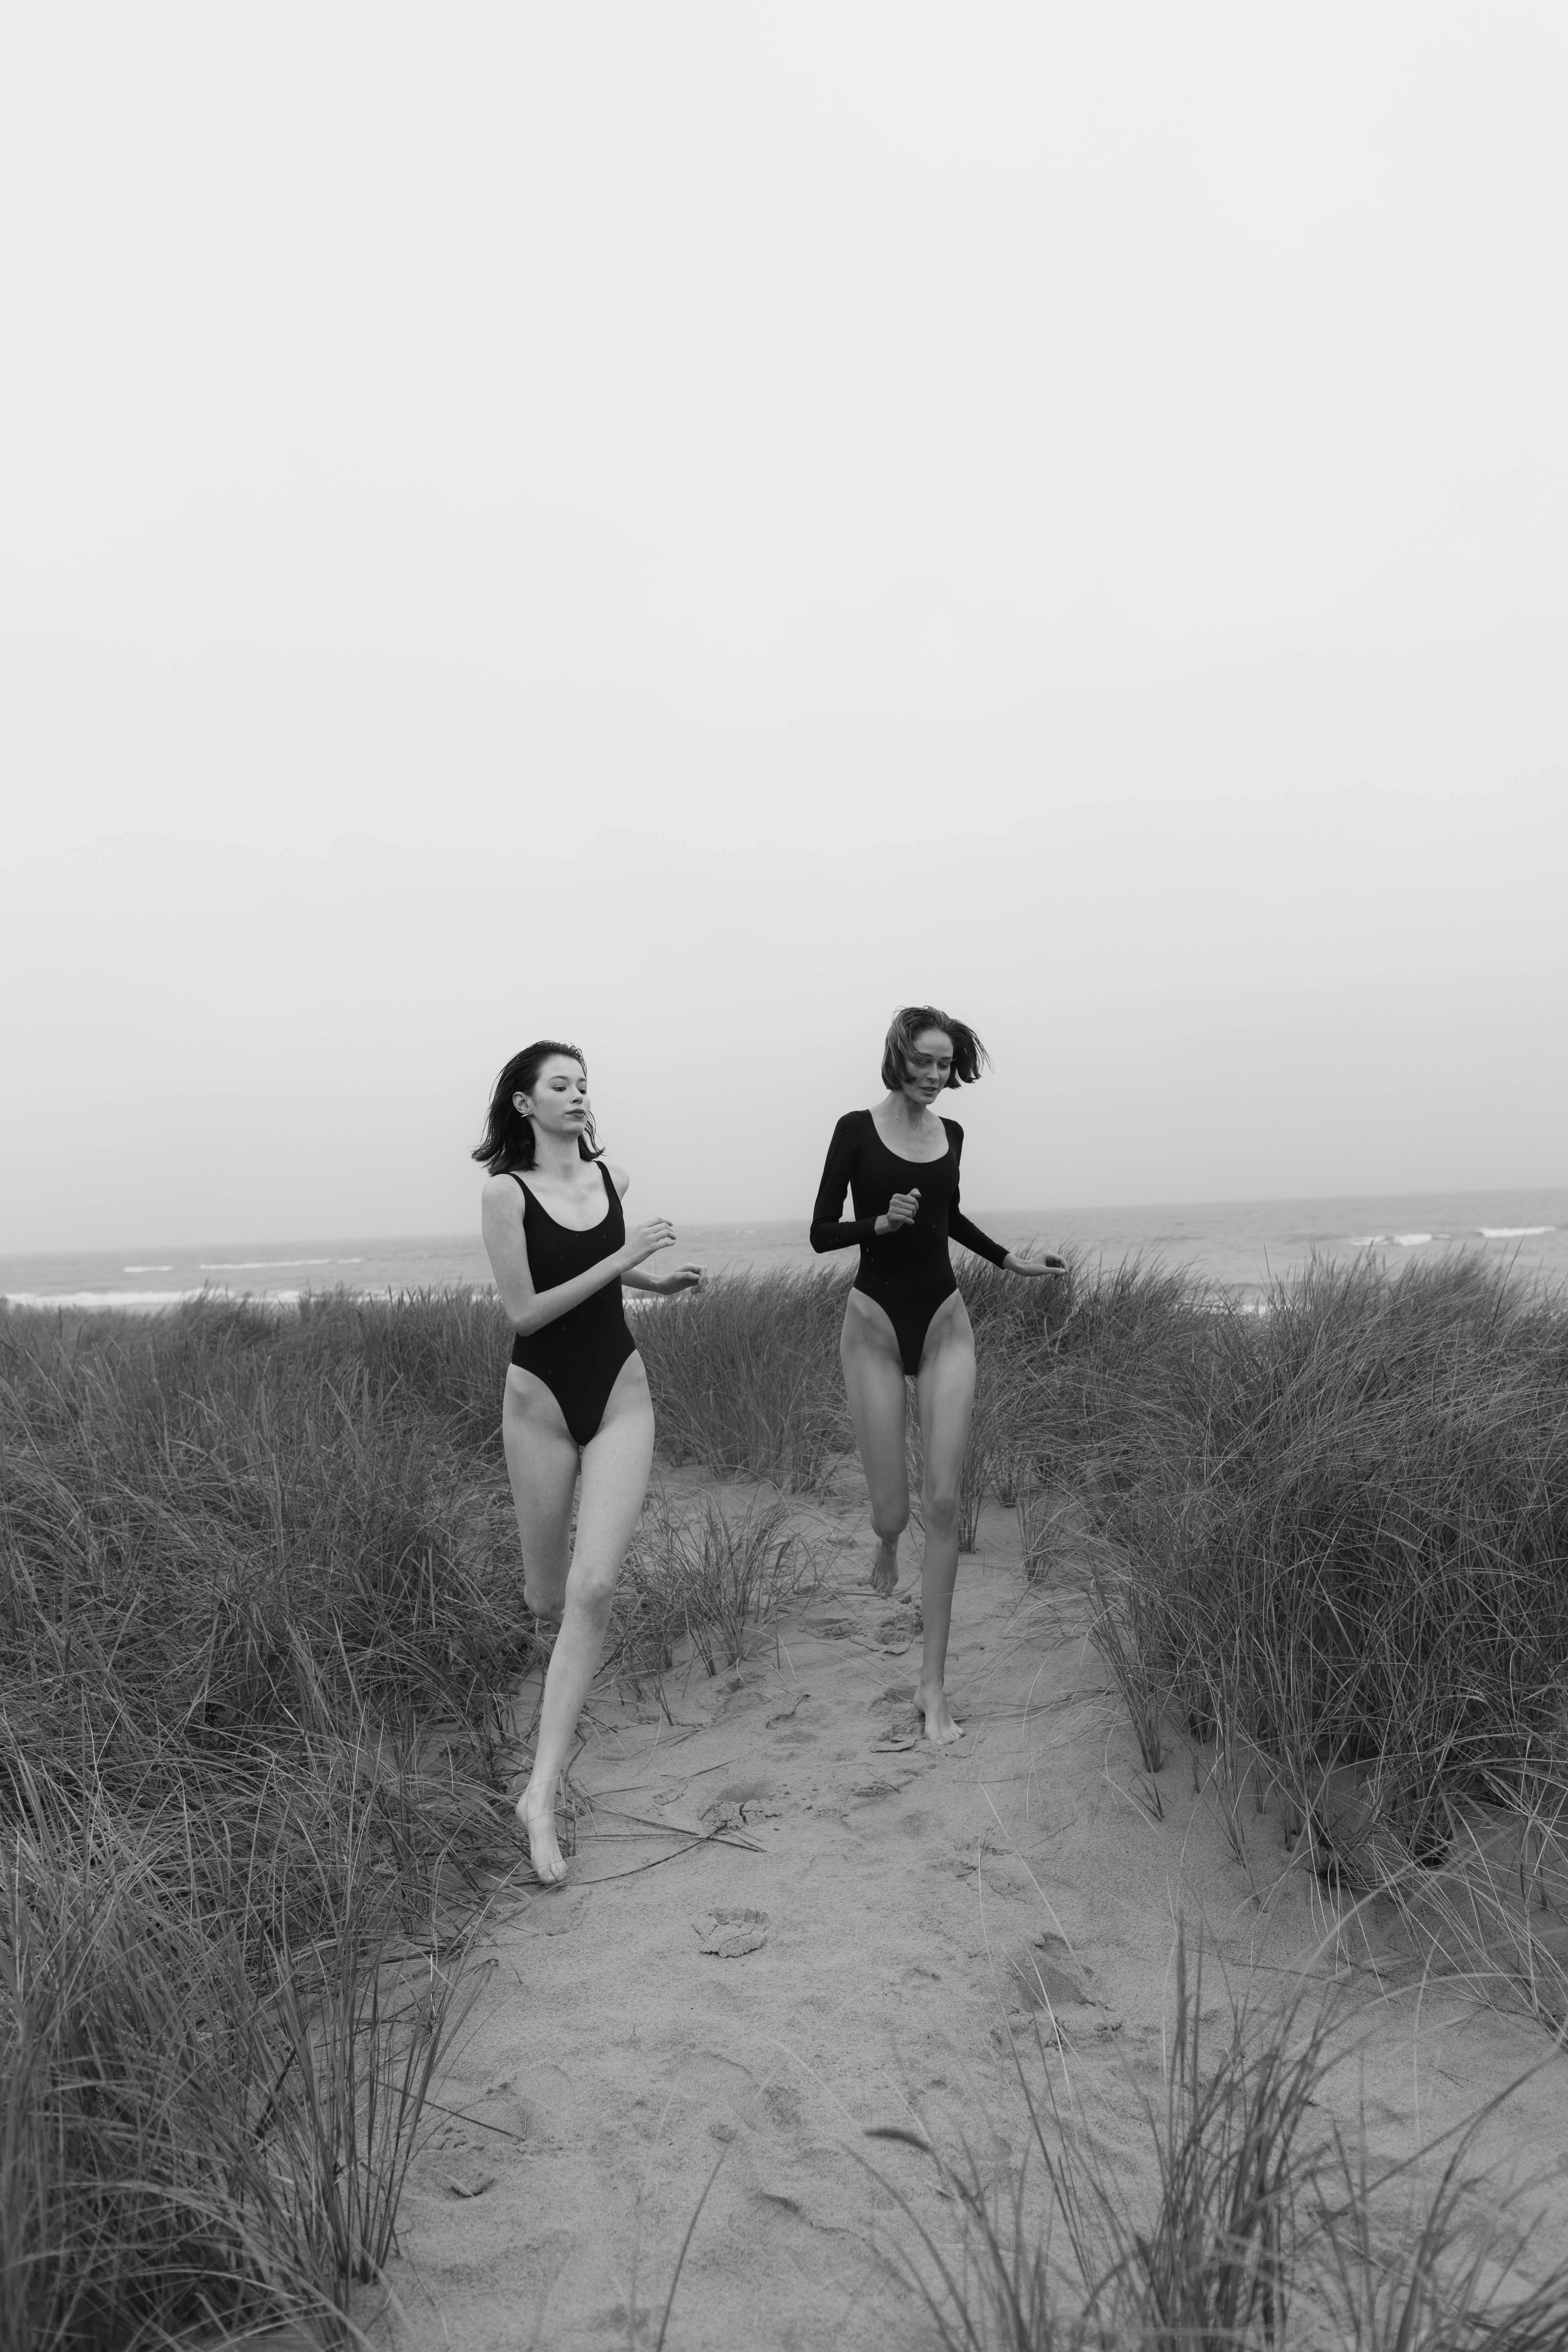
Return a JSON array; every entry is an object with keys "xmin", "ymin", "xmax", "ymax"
[
  {"xmin": 530, "ymin": 1132, "xmax": 583, "ymax": 1182},
  {"xmin": 881, "ymin": 1089, "xmax": 931, "ymax": 1133}
]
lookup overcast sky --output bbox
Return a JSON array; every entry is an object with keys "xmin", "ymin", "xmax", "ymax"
[{"xmin": 3, "ymin": 4, "xmax": 1565, "ymax": 1249}]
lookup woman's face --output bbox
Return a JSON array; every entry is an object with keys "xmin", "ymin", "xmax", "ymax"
[
  {"xmin": 900, "ymin": 1027, "xmax": 953, "ymax": 1106},
  {"xmin": 516, "ymin": 1054, "xmax": 589, "ymax": 1142}
]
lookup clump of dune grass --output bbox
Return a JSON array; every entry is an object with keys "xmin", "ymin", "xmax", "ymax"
[
  {"xmin": 0, "ymin": 1296, "xmax": 532, "ymax": 2347},
  {"xmin": 1022, "ymin": 1253, "xmax": 1568, "ymax": 2025},
  {"xmin": 610, "ymin": 1489, "xmax": 821, "ymax": 1687},
  {"xmin": 1015, "ymin": 1489, "xmax": 1077, "ymax": 1587},
  {"xmin": 1, "ymin": 1749, "xmax": 474, "ymax": 2350},
  {"xmin": 880, "ymin": 1923, "xmax": 1568, "ymax": 2351}
]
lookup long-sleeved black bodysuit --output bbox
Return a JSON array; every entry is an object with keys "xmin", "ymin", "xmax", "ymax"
[{"xmin": 810, "ymin": 1109, "xmax": 1009, "ymax": 1374}]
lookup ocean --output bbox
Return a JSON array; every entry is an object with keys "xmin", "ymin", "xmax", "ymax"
[{"xmin": 3, "ymin": 1188, "xmax": 1565, "ymax": 1311}]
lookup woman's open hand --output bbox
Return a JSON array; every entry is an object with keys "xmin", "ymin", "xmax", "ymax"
[
  {"xmin": 622, "ymin": 1217, "xmax": 677, "ymax": 1270},
  {"xmin": 1005, "ymin": 1249, "xmax": 1067, "ymax": 1278},
  {"xmin": 657, "ymin": 1263, "xmax": 703, "ymax": 1295},
  {"xmin": 875, "ymin": 1187, "xmax": 921, "ymax": 1236}
]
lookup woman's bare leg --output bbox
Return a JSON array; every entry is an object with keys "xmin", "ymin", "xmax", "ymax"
[
  {"xmin": 502, "ymin": 1370, "xmax": 578, "ymax": 1621},
  {"xmin": 840, "ymin": 1295, "xmax": 911, "ymax": 1597},
  {"xmin": 913, "ymin": 1296, "xmax": 976, "ymax": 1745},
  {"xmin": 516, "ymin": 1356, "xmax": 654, "ymax": 1884}
]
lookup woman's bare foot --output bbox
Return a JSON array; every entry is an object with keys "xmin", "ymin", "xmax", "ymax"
[
  {"xmin": 516, "ymin": 1780, "xmax": 569, "ymax": 1884},
  {"xmin": 869, "ymin": 1538, "xmax": 900, "ymax": 1598},
  {"xmin": 915, "ymin": 1681, "xmax": 964, "ymax": 1746}
]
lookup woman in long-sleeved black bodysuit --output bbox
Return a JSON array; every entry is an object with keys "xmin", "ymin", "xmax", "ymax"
[{"xmin": 811, "ymin": 1007, "xmax": 1064, "ymax": 1744}]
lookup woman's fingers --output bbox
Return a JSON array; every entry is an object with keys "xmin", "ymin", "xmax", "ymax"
[{"xmin": 626, "ymin": 1217, "xmax": 679, "ymax": 1262}]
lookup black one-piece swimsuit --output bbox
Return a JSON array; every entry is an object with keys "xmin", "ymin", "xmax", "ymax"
[
  {"xmin": 809, "ymin": 1110, "xmax": 1009, "ymax": 1375},
  {"xmin": 509, "ymin": 1163, "xmax": 637, "ymax": 1446}
]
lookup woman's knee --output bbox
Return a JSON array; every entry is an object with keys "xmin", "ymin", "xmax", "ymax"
[
  {"xmin": 924, "ymin": 1483, "xmax": 961, "ymax": 1538},
  {"xmin": 564, "ymin": 1559, "xmax": 620, "ymax": 1621}
]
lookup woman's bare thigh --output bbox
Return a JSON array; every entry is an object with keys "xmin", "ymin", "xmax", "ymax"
[
  {"xmin": 840, "ymin": 1293, "xmax": 911, "ymax": 1519},
  {"xmin": 502, "ymin": 1368, "xmax": 580, "ymax": 1600},
  {"xmin": 572, "ymin": 1352, "xmax": 655, "ymax": 1592},
  {"xmin": 915, "ymin": 1299, "xmax": 976, "ymax": 1491}
]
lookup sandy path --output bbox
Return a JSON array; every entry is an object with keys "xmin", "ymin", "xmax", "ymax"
[{"xmin": 379, "ymin": 1484, "xmax": 1568, "ymax": 2351}]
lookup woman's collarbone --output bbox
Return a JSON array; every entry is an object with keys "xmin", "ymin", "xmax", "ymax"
[
  {"xmin": 530, "ymin": 1176, "xmax": 611, "ymax": 1230},
  {"xmin": 869, "ymin": 1109, "xmax": 949, "ymax": 1163}
]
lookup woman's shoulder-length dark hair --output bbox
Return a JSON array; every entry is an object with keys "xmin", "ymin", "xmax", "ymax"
[
  {"xmin": 881, "ymin": 1004, "xmax": 990, "ymax": 1092},
  {"xmin": 472, "ymin": 1040, "xmax": 606, "ymax": 1174}
]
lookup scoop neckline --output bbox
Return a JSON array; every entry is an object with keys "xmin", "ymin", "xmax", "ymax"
[
  {"xmin": 864, "ymin": 1106, "xmax": 953, "ymax": 1166},
  {"xmin": 513, "ymin": 1167, "xmax": 613, "ymax": 1234}
]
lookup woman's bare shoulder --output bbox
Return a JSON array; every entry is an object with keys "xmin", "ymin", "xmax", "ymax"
[
  {"xmin": 604, "ymin": 1160, "xmax": 631, "ymax": 1198},
  {"xmin": 481, "ymin": 1170, "xmax": 525, "ymax": 1206}
]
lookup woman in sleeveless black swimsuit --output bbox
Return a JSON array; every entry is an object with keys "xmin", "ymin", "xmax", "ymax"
[
  {"xmin": 811, "ymin": 1007, "xmax": 1065, "ymax": 1745},
  {"xmin": 477, "ymin": 1041, "xmax": 700, "ymax": 1882}
]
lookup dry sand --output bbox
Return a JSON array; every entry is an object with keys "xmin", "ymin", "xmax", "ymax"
[{"xmin": 376, "ymin": 1476, "xmax": 1568, "ymax": 2350}]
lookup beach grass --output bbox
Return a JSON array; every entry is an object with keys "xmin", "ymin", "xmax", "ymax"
[
  {"xmin": 0, "ymin": 1296, "xmax": 529, "ymax": 2347},
  {"xmin": 1009, "ymin": 1252, "xmax": 1568, "ymax": 2025},
  {"xmin": 610, "ymin": 1486, "xmax": 822, "ymax": 1690},
  {"xmin": 5, "ymin": 1242, "xmax": 1567, "ymax": 2340}
]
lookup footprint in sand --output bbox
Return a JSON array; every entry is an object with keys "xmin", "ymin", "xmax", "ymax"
[
  {"xmin": 869, "ymin": 1686, "xmax": 923, "ymax": 1751},
  {"xmin": 706, "ymin": 1797, "xmax": 780, "ymax": 1834},
  {"xmin": 763, "ymin": 2082, "xmax": 803, "ymax": 2129},
  {"xmin": 695, "ymin": 1907, "xmax": 770, "ymax": 1958},
  {"xmin": 872, "ymin": 1715, "xmax": 922, "ymax": 1753},
  {"xmin": 1007, "ymin": 1932, "xmax": 1120, "ymax": 2029},
  {"xmin": 702, "ymin": 1777, "xmax": 778, "ymax": 1827},
  {"xmin": 445, "ymin": 2164, "xmax": 498, "ymax": 2199}
]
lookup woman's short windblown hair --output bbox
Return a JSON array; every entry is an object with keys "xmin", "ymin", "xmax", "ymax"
[
  {"xmin": 881, "ymin": 1005, "xmax": 990, "ymax": 1093},
  {"xmin": 472, "ymin": 1040, "xmax": 604, "ymax": 1174}
]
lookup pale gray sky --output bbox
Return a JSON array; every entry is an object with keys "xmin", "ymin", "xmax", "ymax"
[{"xmin": 3, "ymin": 5, "xmax": 1564, "ymax": 1247}]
